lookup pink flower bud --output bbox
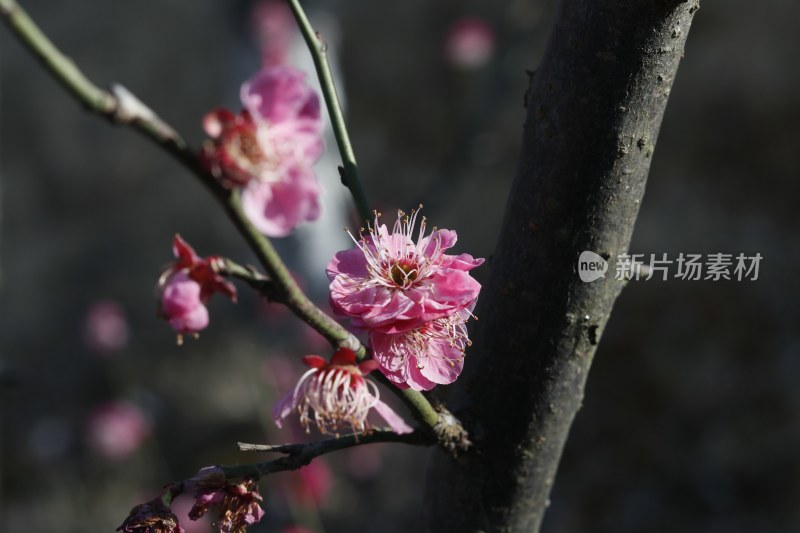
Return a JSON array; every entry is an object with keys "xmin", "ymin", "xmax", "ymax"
[
  {"xmin": 161, "ymin": 272, "xmax": 209, "ymax": 334},
  {"xmin": 157, "ymin": 235, "xmax": 237, "ymax": 340}
]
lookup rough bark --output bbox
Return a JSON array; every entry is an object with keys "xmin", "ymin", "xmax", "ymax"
[{"xmin": 424, "ymin": 1, "xmax": 699, "ymax": 531}]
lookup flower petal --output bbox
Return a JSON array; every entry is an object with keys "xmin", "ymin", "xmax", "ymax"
[
  {"xmin": 241, "ymin": 166, "xmax": 321, "ymax": 237},
  {"xmin": 373, "ymin": 400, "xmax": 413, "ymax": 434}
]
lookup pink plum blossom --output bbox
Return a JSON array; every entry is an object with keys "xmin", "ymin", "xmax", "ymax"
[
  {"xmin": 117, "ymin": 497, "xmax": 184, "ymax": 533},
  {"xmin": 370, "ymin": 306, "xmax": 473, "ymax": 391},
  {"xmin": 86, "ymin": 400, "xmax": 151, "ymax": 460},
  {"xmin": 201, "ymin": 67, "xmax": 323, "ymax": 237},
  {"xmin": 327, "ymin": 208, "xmax": 484, "ymax": 334},
  {"xmin": 158, "ymin": 235, "xmax": 237, "ymax": 340},
  {"xmin": 444, "ymin": 17, "xmax": 495, "ymax": 69},
  {"xmin": 161, "ymin": 272, "xmax": 209, "ymax": 334},
  {"xmin": 285, "ymin": 460, "xmax": 333, "ymax": 507},
  {"xmin": 273, "ymin": 348, "xmax": 412, "ymax": 435},
  {"xmin": 84, "ymin": 299, "xmax": 130, "ymax": 356},
  {"xmin": 250, "ymin": 0, "xmax": 295, "ymax": 68}
]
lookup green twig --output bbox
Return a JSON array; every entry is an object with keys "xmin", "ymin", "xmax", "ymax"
[{"xmin": 285, "ymin": 0, "xmax": 371, "ymax": 224}]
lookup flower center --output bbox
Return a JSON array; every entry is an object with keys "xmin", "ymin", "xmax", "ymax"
[
  {"xmin": 389, "ymin": 261, "xmax": 418, "ymax": 288},
  {"xmin": 229, "ymin": 129, "xmax": 265, "ymax": 168}
]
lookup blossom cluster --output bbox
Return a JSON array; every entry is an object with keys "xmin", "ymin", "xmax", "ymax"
[
  {"xmin": 327, "ymin": 209, "xmax": 484, "ymax": 391},
  {"xmin": 117, "ymin": 467, "xmax": 265, "ymax": 533},
  {"xmin": 144, "ymin": 57, "xmax": 483, "ymax": 531}
]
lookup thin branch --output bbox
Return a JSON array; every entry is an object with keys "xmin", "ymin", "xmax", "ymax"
[
  {"xmin": 215, "ymin": 257, "xmax": 276, "ymax": 298},
  {"xmin": 224, "ymin": 430, "xmax": 428, "ymax": 479},
  {"xmin": 286, "ymin": 0, "xmax": 371, "ymax": 224},
  {"xmin": 0, "ymin": 0, "xmax": 463, "ymax": 448}
]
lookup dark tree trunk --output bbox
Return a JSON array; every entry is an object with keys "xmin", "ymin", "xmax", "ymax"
[{"xmin": 424, "ymin": 1, "xmax": 699, "ymax": 531}]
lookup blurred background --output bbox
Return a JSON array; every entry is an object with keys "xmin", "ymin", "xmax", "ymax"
[{"xmin": 0, "ymin": 0, "xmax": 797, "ymax": 531}]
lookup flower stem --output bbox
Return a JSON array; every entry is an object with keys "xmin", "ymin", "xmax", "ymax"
[{"xmin": 285, "ymin": 0, "xmax": 371, "ymax": 224}]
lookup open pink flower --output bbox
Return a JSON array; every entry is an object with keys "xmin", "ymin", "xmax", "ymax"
[
  {"xmin": 371, "ymin": 307, "xmax": 473, "ymax": 391},
  {"xmin": 158, "ymin": 235, "xmax": 236, "ymax": 340},
  {"xmin": 327, "ymin": 209, "xmax": 484, "ymax": 334},
  {"xmin": 201, "ymin": 67, "xmax": 323, "ymax": 237},
  {"xmin": 273, "ymin": 348, "xmax": 412, "ymax": 435}
]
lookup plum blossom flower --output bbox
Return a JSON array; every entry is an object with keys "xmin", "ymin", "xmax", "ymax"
[
  {"xmin": 327, "ymin": 208, "xmax": 484, "ymax": 334},
  {"xmin": 86, "ymin": 400, "xmax": 151, "ymax": 460},
  {"xmin": 370, "ymin": 306, "xmax": 473, "ymax": 391},
  {"xmin": 273, "ymin": 348, "xmax": 412, "ymax": 435},
  {"xmin": 444, "ymin": 17, "xmax": 495, "ymax": 69},
  {"xmin": 83, "ymin": 299, "xmax": 130, "ymax": 356},
  {"xmin": 201, "ymin": 66, "xmax": 323, "ymax": 237},
  {"xmin": 186, "ymin": 472, "xmax": 265, "ymax": 533},
  {"xmin": 158, "ymin": 235, "xmax": 237, "ymax": 341},
  {"xmin": 117, "ymin": 497, "xmax": 184, "ymax": 533}
]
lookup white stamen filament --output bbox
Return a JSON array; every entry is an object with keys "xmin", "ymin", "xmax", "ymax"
[
  {"xmin": 294, "ymin": 365, "xmax": 380, "ymax": 435},
  {"xmin": 345, "ymin": 208, "xmax": 443, "ymax": 291}
]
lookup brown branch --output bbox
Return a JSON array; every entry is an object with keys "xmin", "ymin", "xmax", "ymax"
[
  {"xmin": 425, "ymin": 0, "xmax": 701, "ymax": 530},
  {"xmin": 223, "ymin": 430, "xmax": 428, "ymax": 479}
]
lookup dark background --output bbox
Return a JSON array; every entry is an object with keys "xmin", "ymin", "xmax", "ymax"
[{"xmin": 1, "ymin": 0, "xmax": 797, "ymax": 531}]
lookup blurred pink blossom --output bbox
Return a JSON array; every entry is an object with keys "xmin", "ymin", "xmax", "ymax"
[
  {"xmin": 84, "ymin": 299, "xmax": 129, "ymax": 356},
  {"xmin": 289, "ymin": 460, "xmax": 333, "ymax": 507},
  {"xmin": 86, "ymin": 400, "xmax": 151, "ymax": 460},
  {"xmin": 444, "ymin": 17, "xmax": 495, "ymax": 69},
  {"xmin": 251, "ymin": 0, "xmax": 295, "ymax": 67},
  {"xmin": 273, "ymin": 348, "xmax": 412, "ymax": 435},
  {"xmin": 202, "ymin": 67, "xmax": 323, "ymax": 237}
]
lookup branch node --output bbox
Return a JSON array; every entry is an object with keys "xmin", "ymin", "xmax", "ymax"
[
  {"xmin": 110, "ymin": 83, "xmax": 180, "ymax": 143},
  {"xmin": 433, "ymin": 410, "xmax": 472, "ymax": 455}
]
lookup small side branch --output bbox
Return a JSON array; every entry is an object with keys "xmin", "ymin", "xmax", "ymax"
[
  {"xmin": 215, "ymin": 258, "xmax": 277, "ymax": 300},
  {"xmin": 225, "ymin": 430, "xmax": 428, "ymax": 479}
]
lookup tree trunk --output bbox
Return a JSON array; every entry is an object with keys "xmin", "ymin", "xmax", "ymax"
[{"xmin": 424, "ymin": 1, "xmax": 699, "ymax": 531}]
